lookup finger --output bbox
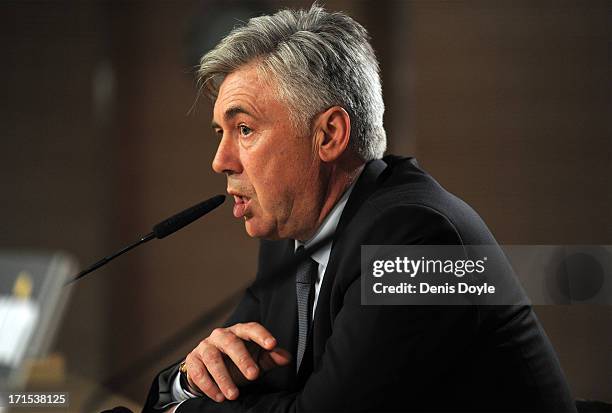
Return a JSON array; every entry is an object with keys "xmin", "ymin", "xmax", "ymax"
[
  {"xmin": 185, "ymin": 353, "xmax": 225, "ymax": 403},
  {"xmin": 258, "ymin": 347, "xmax": 292, "ymax": 372},
  {"xmin": 199, "ymin": 343, "xmax": 240, "ymax": 400},
  {"xmin": 229, "ymin": 322, "xmax": 277, "ymax": 350},
  {"xmin": 268, "ymin": 347, "xmax": 292, "ymax": 366},
  {"xmin": 210, "ymin": 330, "xmax": 260, "ymax": 381}
]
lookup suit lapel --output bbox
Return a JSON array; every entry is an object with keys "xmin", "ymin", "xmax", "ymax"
[{"xmin": 310, "ymin": 158, "xmax": 389, "ymax": 367}]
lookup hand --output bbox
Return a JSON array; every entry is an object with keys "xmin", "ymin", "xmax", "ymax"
[{"xmin": 183, "ymin": 322, "xmax": 292, "ymax": 402}]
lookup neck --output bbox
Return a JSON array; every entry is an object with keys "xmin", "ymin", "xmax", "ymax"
[{"xmin": 297, "ymin": 152, "xmax": 364, "ymax": 241}]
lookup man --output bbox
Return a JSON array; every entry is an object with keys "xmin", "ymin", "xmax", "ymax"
[{"xmin": 144, "ymin": 5, "xmax": 575, "ymax": 412}]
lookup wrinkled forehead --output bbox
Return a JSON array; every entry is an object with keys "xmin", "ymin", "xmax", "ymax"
[
  {"xmin": 211, "ymin": 64, "xmax": 291, "ymax": 126},
  {"xmin": 223, "ymin": 64, "xmax": 278, "ymax": 99},
  {"xmin": 210, "ymin": 59, "xmax": 278, "ymax": 101}
]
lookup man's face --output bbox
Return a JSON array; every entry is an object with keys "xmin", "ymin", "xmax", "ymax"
[{"xmin": 211, "ymin": 64, "xmax": 325, "ymax": 240}]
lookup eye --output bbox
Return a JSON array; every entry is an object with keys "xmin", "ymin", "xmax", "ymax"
[{"xmin": 239, "ymin": 124, "xmax": 253, "ymax": 137}]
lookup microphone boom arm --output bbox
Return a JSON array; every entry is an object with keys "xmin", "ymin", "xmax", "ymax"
[{"xmin": 66, "ymin": 232, "xmax": 154, "ymax": 285}]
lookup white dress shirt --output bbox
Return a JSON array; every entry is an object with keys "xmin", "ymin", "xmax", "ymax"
[{"xmin": 169, "ymin": 168, "xmax": 363, "ymax": 409}]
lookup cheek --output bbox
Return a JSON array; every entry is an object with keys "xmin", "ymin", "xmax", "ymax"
[
  {"xmin": 253, "ymin": 170, "xmax": 298, "ymax": 226},
  {"xmin": 240, "ymin": 155, "xmax": 278, "ymax": 213},
  {"xmin": 242, "ymin": 147, "xmax": 279, "ymax": 193},
  {"xmin": 242, "ymin": 134, "xmax": 312, "ymax": 216}
]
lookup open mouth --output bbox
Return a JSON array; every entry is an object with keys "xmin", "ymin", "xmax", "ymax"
[{"xmin": 232, "ymin": 194, "xmax": 251, "ymax": 219}]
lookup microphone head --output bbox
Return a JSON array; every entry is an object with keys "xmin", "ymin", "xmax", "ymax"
[{"xmin": 153, "ymin": 194, "xmax": 225, "ymax": 239}]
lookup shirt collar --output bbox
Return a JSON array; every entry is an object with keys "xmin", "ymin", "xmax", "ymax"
[{"xmin": 294, "ymin": 165, "xmax": 364, "ymax": 267}]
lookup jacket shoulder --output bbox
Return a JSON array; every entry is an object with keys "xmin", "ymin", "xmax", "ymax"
[{"xmin": 359, "ymin": 155, "xmax": 498, "ymax": 246}]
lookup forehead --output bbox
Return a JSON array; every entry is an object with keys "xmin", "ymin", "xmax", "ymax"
[{"xmin": 213, "ymin": 65, "xmax": 281, "ymax": 122}]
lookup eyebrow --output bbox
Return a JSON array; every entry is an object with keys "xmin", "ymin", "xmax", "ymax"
[{"xmin": 211, "ymin": 105, "xmax": 255, "ymax": 130}]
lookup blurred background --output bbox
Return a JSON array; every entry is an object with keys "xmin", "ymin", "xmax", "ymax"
[{"xmin": 1, "ymin": 0, "xmax": 610, "ymax": 410}]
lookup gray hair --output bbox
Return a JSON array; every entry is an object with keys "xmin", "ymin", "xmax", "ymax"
[{"xmin": 197, "ymin": 4, "xmax": 386, "ymax": 161}]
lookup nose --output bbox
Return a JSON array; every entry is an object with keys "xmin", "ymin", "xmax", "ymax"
[{"xmin": 212, "ymin": 134, "xmax": 242, "ymax": 175}]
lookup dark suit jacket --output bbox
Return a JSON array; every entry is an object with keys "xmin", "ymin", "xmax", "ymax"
[{"xmin": 144, "ymin": 156, "xmax": 576, "ymax": 412}]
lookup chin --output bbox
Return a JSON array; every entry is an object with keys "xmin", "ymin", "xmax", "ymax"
[{"xmin": 244, "ymin": 219, "xmax": 280, "ymax": 240}]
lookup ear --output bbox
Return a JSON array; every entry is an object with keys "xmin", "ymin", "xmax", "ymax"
[{"xmin": 313, "ymin": 106, "xmax": 351, "ymax": 162}]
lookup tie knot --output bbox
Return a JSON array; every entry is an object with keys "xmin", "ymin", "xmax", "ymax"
[{"xmin": 295, "ymin": 246, "xmax": 318, "ymax": 285}]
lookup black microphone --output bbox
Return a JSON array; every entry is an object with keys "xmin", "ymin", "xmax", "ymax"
[{"xmin": 66, "ymin": 194, "xmax": 225, "ymax": 285}]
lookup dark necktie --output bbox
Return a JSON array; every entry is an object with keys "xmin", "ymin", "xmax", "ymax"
[{"xmin": 295, "ymin": 245, "xmax": 318, "ymax": 373}]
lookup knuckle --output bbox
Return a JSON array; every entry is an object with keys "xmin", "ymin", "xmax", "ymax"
[
  {"xmin": 222, "ymin": 334, "xmax": 242, "ymax": 353},
  {"xmin": 201, "ymin": 349, "xmax": 218, "ymax": 365},
  {"xmin": 211, "ymin": 355, "xmax": 226, "ymax": 369},
  {"xmin": 201, "ymin": 377, "xmax": 217, "ymax": 392},
  {"xmin": 215, "ymin": 372, "xmax": 232, "ymax": 387},
  {"xmin": 211, "ymin": 327, "xmax": 225, "ymax": 338},
  {"xmin": 196, "ymin": 344, "xmax": 210, "ymax": 358},
  {"xmin": 200, "ymin": 378, "xmax": 216, "ymax": 394},
  {"xmin": 190, "ymin": 367, "xmax": 202, "ymax": 380},
  {"xmin": 224, "ymin": 335, "xmax": 241, "ymax": 349},
  {"xmin": 230, "ymin": 323, "xmax": 243, "ymax": 336},
  {"xmin": 238, "ymin": 353, "xmax": 252, "ymax": 367}
]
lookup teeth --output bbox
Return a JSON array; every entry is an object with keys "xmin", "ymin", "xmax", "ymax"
[{"xmin": 232, "ymin": 194, "xmax": 249, "ymax": 202}]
